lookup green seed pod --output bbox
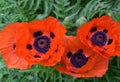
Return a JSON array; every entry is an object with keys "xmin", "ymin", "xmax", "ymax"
[
  {"xmin": 63, "ymin": 16, "xmax": 73, "ymax": 29},
  {"xmin": 75, "ymin": 17, "xmax": 87, "ymax": 27}
]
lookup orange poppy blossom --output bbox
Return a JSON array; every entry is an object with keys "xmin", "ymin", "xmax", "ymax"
[
  {"xmin": 55, "ymin": 36, "xmax": 109, "ymax": 78},
  {"xmin": 77, "ymin": 15, "xmax": 120, "ymax": 59},
  {"xmin": 0, "ymin": 22, "xmax": 31, "ymax": 69},
  {"xmin": 16, "ymin": 16, "xmax": 66, "ymax": 66}
]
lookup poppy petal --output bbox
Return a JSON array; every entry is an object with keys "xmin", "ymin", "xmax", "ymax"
[
  {"xmin": 55, "ymin": 36, "xmax": 109, "ymax": 78},
  {"xmin": 77, "ymin": 15, "xmax": 120, "ymax": 58},
  {"xmin": 16, "ymin": 16, "xmax": 66, "ymax": 66},
  {"xmin": 0, "ymin": 22, "xmax": 31, "ymax": 69}
]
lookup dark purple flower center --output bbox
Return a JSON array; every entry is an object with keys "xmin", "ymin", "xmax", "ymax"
[
  {"xmin": 33, "ymin": 36, "xmax": 50, "ymax": 53},
  {"xmin": 70, "ymin": 52, "xmax": 88, "ymax": 68},
  {"xmin": 91, "ymin": 31, "xmax": 108, "ymax": 46}
]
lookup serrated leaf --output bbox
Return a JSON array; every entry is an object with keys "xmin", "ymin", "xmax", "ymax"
[
  {"xmin": 54, "ymin": 4, "xmax": 63, "ymax": 11},
  {"xmin": 21, "ymin": 0, "xmax": 29, "ymax": 9},
  {"xmin": 34, "ymin": 0, "xmax": 41, "ymax": 10},
  {"xmin": 68, "ymin": 8, "xmax": 80, "ymax": 18},
  {"xmin": 64, "ymin": 1, "xmax": 70, "ymax": 6},
  {"xmin": 53, "ymin": 11, "xmax": 65, "ymax": 18},
  {"xmin": 66, "ymin": 5, "xmax": 75, "ymax": 12},
  {"xmin": 28, "ymin": 0, "xmax": 34, "ymax": 10},
  {"xmin": 55, "ymin": 0, "xmax": 62, "ymax": 5}
]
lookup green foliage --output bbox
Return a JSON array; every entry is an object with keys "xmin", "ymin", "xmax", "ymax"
[
  {"xmin": 79, "ymin": 0, "xmax": 111, "ymax": 20},
  {"xmin": 53, "ymin": 0, "xmax": 81, "ymax": 19},
  {"xmin": 0, "ymin": 0, "xmax": 120, "ymax": 82}
]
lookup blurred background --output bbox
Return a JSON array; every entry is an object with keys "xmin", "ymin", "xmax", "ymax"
[{"xmin": 0, "ymin": 0, "xmax": 120, "ymax": 82}]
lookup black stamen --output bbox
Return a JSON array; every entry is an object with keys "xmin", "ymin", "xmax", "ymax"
[
  {"xmin": 103, "ymin": 29, "xmax": 108, "ymax": 33},
  {"xmin": 108, "ymin": 39, "xmax": 113, "ymax": 45},
  {"xmin": 55, "ymin": 49, "xmax": 58, "ymax": 52},
  {"xmin": 48, "ymin": 56, "xmax": 51, "ymax": 59},
  {"xmin": 13, "ymin": 44, "xmax": 16, "ymax": 49},
  {"xmin": 67, "ymin": 52, "xmax": 72, "ymax": 58},
  {"xmin": 50, "ymin": 32, "xmax": 55, "ymax": 39},
  {"xmin": 34, "ymin": 54, "xmax": 41, "ymax": 58},
  {"xmin": 90, "ymin": 27, "xmax": 97, "ymax": 33},
  {"xmin": 78, "ymin": 49, "xmax": 83, "ymax": 53},
  {"xmin": 70, "ymin": 71, "xmax": 76, "ymax": 73},
  {"xmin": 86, "ymin": 36, "xmax": 88, "ymax": 39},
  {"xmin": 33, "ymin": 31, "xmax": 43, "ymax": 38},
  {"xmin": 104, "ymin": 48, "xmax": 107, "ymax": 50},
  {"xmin": 26, "ymin": 44, "xmax": 32, "ymax": 50}
]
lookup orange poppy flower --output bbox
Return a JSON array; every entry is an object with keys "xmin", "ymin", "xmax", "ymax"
[
  {"xmin": 77, "ymin": 15, "xmax": 120, "ymax": 58},
  {"xmin": 55, "ymin": 36, "xmax": 108, "ymax": 78},
  {"xmin": 0, "ymin": 22, "xmax": 31, "ymax": 69},
  {"xmin": 16, "ymin": 16, "xmax": 66, "ymax": 66}
]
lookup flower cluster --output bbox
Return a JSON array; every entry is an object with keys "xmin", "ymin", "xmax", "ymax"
[{"xmin": 0, "ymin": 15, "xmax": 120, "ymax": 78}]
